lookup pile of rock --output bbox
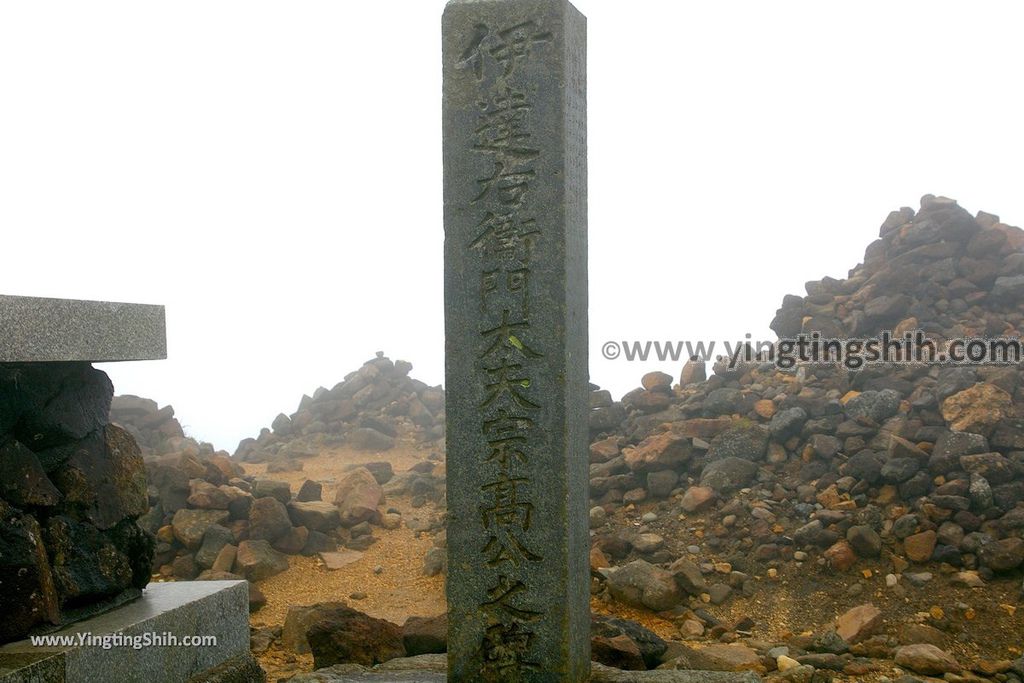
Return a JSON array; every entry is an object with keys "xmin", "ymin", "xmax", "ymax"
[
  {"xmin": 585, "ymin": 196, "xmax": 1024, "ymax": 576},
  {"xmin": 0, "ymin": 363, "xmax": 153, "ymax": 643},
  {"xmin": 574, "ymin": 197, "xmax": 1024, "ymax": 679},
  {"xmin": 140, "ymin": 452, "xmax": 417, "ymax": 608},
  {"xmin": 769, "ymin": 194, "xmax": 1024, "ymax": 344},
  {"xmin": 110, "ymin": 394, "xmax": 222, "ymax": 460},
  {"xmin": 235, "ymin": 353, "xmax": 445, "ymax": 464},
  {"xmin": 109, "ymin": 395, "xmax": 192, "ymax": 454}
]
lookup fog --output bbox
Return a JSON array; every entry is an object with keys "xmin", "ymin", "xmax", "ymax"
[{"xmin": 2, "ymin": 1, "xmax": 1021, "ymax": 450}]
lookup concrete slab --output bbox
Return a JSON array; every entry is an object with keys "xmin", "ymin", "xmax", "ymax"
[
  {"xmin": 0, "ymin": 294, "xmax": 166, "ymax": 362},
  {"xmin": 0, "ymin": 581, "xmax": 250, "ymax": 683}
]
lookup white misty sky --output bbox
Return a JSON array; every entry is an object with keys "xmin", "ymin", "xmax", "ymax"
[{"xmin": 2, "ymin": 1, "xmax": 1022, "ymax": 451}]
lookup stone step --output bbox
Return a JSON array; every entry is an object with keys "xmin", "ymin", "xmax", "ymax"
[{"xmin": 0, "ymin": 581, "xmax": 250, "ymax": 683}]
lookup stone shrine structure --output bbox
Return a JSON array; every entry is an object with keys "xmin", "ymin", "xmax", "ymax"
[{"xmin": 0, "ymin": 295, "xmax": 257, "ymax": 682}]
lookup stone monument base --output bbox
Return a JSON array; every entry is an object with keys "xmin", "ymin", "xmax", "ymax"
[
  {"xmin": 0, "ymin": 581, "xmax": 258, "ymax": 683},
  {"xmin": 287, "ymin": 654, "xmax": 763, "ymax": 682}
]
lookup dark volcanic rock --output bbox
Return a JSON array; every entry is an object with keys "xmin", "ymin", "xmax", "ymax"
[
  {"xmin": 769, "ymin": 407, "xmax": 808, "ymax": 440},
  {"xmin": 49, "ymin": 424, "xmax": 148, "ymax": 530},
  {"xmin": 44, "ymin": 515, "xmax": 135, "ymax": 604},
  {"xmin": 1, "ymin": 362, "xmax": 153, "ymax": 645},
  {"xmin": 347, "ymin": 428, "xmax": 395, "ymax": 452},
  {"xmin": 842, "ymin": 450, "xmax": 884, "ymax": 483},
  {"xmin": 881, "ymin": 457, "xmax": 920, "ymax": 483},
  {"xmin": 592, "ymin": 614, "xmax": 667, "ymax": 670},
  {"xmin": 13, "ymin": 363, "xmax": 113, "ymax": 450},
  {"xmin": 0, "ymin": 438, "xmax": 61, "ymax": 507},
  {"xmin": 287, "ymin": 501, "xmax": 340, "ymax": 532},
  {"xmin": 700, "ymin": 457, "xmax": 758, "ymax": 492},
  {"xmin": 845, "ymin": 390, "xmax": 900, "ymax": 424},
  {"xmin": 707, "ymin": 424, "xmax": 769, "ymax": 462},
  {"xmin": 234, "ymin": 540, "xmax": 289, "ymax": 581},
  {"xmin": 248, "ymin": 496, "xmax": 292, "ymax": 542},
  {"xmin": 306, "ymin": 603, "xmax": 406, "ymax": 668},
  {"xmin": 195, "ymin": 525, "xmax": 235, "ymax": 569},
  {"xmin": 603, "ymin": 560, "xmax": 683, "ymax": 611},
  {"xmin": 402, "ymin": 614, "xmax": 447, "ymax": 656},
  {"xmin": 296, "ymin": 479, "xmax": 323, "ymax": 502},
  {"xmin": 0, "ymin": 501, "xmax": 60, "ymax": 641},
  {"xmin": 172, "ymin": 508, "xmax": 231, "ymax": 550},
  {"xmin": 979, "ymin": 537, "xmax": 1024, "ymax": 572}
]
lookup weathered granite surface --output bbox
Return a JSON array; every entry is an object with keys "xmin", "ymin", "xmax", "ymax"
[
  {"xmin": 287, "ymin": 655, "xmax": 763, "ymax": 683},
  {"xmin": 0, "ymin": 581, "xmax": 250, "ymax": 683},
  {"xmin": 443, "ymin": 0, "xmax": 590, "ymax": 680},
  {"xmin": 0, "ymin": 295, "xmax": 166, "ymax": 362}
]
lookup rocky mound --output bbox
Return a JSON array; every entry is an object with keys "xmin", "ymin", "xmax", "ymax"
[
  {"xmin": 110, "ymin": 394, "xmax": 218, "ymax": 455},
  {"xmin": 573, "ymin": 196, "xmax": 1024, "ymax": 678},
  {"xmin": 234, "ymin": 353, "xmax": 445, "ymax": 465},
  {"xmin": 142, "ymin": 448, "xmax": 446, "ymax": 618},
  {"xmin": 140, "ymin": 454, "xmax": 420, "ymax": 606},
  {"xmin": 585, "ymin": 195, "xmax": 1024, "ymax": 571},
  {"xmin": 125, "ymin": 354, "xmax": 449, "ymax": 609},
  {"xmin": 769, "ymin": 194, "xmax": 1024, "ymax": 343},
  {"xmin": 369, "ymin": 196, "xmax": 1023, "ymax": 679}
]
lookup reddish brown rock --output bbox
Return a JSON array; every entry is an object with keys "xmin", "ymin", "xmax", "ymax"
[
  {"xmin": 904, "ymin": 530, "xmax": 937, "ymax": 563},
  {"xmin": 272, "ymin": 525, "xmax": 309, "ymax": 555},
  {"xmin": 628, "ymin": 390, "xmax": 672, "ymax": 413},
  {"xmin": 680, "ymin": 486, "xmax": 716, "ymax": 513},
  {"xmin": 941, "ymin": 383, "xmax": 1012, "ymax": 435},
  {"xmin": 836, "ymin": 603, "xmax": 883, "ymax": 644},
  {"xmin": 641, "ymin": 371, "xmax": 673, "ymax": 391},
  {"xmin": 333, "ymin": 467, "xmax": 383, "ymax": 527},
  {"xmin": 211, "ymin": 544, "xmax": 238, "ymax": 573},
  {"xmin": 754, "ymin": 400, "xmax": 776, "ymax": 419},
  {"xmin": 592, "ymin": 634, "xmax": 645, "ymax": 671},
  {"xmin": 679, "ymin": 358, "xmax": 706, "ymax": 386},
  {"xmin": 894, "ymin": 644, "xmax": 961, "ymax": 675},
  {"xmin": 824, "ymin": 539, "xmax": 857, "ymax": 572},
  {"xmin": 590, "ymin": 546, "xmax": 610, "ymax": 572},
  {"xmin": 670, "ymin": 417, "xmax": 732, "ymax": 439},
  {"xmin": 306, "ymin": 603, "xmax": 406, "ymax": 668},
  {"xmin": 685, "ymin": 644, "xmax": 762, "ymax": 672},
  {"xmin": 590, "ymin": 436, "xmax": 622, "ymax": 463},
  {"xmin": 187, "ymin": 480, "xmax": 230, "ymax": 510},
  {"xmin": 898, "ymin": 624, "xmax": 947, "ymax": 647},
  {"xmin": 623, "ymin": 433, "xmax": 692, "ymax": 473}
]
